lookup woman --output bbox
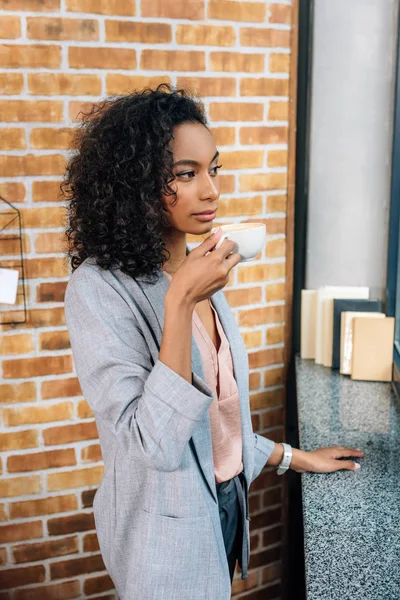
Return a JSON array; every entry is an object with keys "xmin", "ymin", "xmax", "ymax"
[{"xmin": 63, "ymin": 85, "xmax": 364, "ymax": 600}]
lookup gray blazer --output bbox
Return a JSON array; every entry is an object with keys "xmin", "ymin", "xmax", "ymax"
[{"xmin": 64, "ymin": 258, "xmax": 275, "ymax": 600}]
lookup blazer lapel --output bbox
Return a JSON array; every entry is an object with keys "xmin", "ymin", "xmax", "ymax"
[{"xmin": 135, "ymin": 271, "xmax": 218, "ymax": 503}]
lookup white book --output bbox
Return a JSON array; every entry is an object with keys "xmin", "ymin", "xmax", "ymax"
[
  {"xmin": 300, "ymin": 290, "xmax": 317, "ymax": 359},
  {"xmin": 315, "ymin": 286, "xmax": 369, "ymax": 365},
  {"xmin": 340, "ymin": 311, "xmax": 385, "ymax": 374}
]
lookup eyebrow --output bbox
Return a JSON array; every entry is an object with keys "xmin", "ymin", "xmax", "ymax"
[{"xmin": 173, "ymin": 150, "xmax": 219, "ymax": 169}]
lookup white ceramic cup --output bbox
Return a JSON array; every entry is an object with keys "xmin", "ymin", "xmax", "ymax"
[{"xmin": 211, "ymin": 223, "xmax": 266, "ymax": 262}]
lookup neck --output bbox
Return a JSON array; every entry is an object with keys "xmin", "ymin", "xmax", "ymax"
[{"xmin": 163, "ymin": 229, "xmax": 188, "ymax": 274}]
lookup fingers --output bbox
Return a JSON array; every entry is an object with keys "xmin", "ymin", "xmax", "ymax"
[
  {"xmin": 196, "ymin": 227, "xmax": 224, "ymax": 256},
  {"xmin": 333, "ymin": 447, "xmax": 365, "ymax": 459},
  {"xmin": 333, "ymin": 460, "xmax": 361, "ymax": 472}
]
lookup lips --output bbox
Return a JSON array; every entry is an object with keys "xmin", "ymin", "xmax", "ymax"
[{"xmin": 194, "ymin": 209, "xmax": 218, "ymax": 215}]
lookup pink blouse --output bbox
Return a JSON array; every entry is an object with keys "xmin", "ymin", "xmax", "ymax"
[{"xmin": 162, "ymin": 270, "xmax": 243, "ymax": 483}]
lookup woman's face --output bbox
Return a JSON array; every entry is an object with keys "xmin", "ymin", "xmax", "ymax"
[{"xmin": 163, "ymin": 122, "xmax": 221, "ymax": 235}]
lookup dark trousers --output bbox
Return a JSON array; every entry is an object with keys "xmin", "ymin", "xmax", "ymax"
[{"xmin": 216, "ymin": 473, "xmax": 244, "ymax": 582}]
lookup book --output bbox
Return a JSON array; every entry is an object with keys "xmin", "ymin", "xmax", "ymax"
[
  {"xmin": 351, "ymin": 317, "xmax": 395, "ymax": 382},
  {"xmin": 315, "ymin": 287, "xmax": 369, "ymax": 365},
  {"xmin": 332, "ymin": 299, "xmax": 383, "ymax": 369},
  {"xmin": 300, "ymin": 290, "xmax": 317, "ymax": 359},
  {"xmin": 340, "ymin": 311, "xmax": 385, "ymax": 374}
]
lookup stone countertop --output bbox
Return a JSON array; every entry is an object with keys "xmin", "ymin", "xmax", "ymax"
[{"xmin": 295, "ymin": 356, "xmax": 400, "ymax": 600}]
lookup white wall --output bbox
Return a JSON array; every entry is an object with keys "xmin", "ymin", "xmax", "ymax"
[{"xmin": 306, "ymin": 0, "xmax": 399, "ymax": 296}]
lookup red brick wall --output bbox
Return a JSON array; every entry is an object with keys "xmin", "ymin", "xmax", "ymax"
[{"xmin": 0, "ymin": 1, "xmax": 296, "ymax": 598}]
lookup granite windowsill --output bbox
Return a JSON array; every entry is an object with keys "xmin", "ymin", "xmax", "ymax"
[{"xmin": 295, "ymin": 356, "xmax": 400, "ymax": 600}]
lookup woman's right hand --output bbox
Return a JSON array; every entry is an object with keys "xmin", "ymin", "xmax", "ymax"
[{"xmin": 166, "ymin": 228, "xmax": 241, "ymax": 307}]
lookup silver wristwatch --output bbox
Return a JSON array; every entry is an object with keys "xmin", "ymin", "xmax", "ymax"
[{"xmin": 277, "ymin": 443, "xmax": 293, "ymax": 475}]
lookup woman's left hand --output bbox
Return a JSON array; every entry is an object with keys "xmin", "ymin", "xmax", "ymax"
[{"xmin": 291, "ymin": 446, "xmax": 365, "ymax": 473}]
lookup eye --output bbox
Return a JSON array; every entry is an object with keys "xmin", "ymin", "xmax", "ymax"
[
  {"xmin": 210, "ymin": 164, "xmax": 223, "ymax": 177},
  {"xmin": 176, "ymin": 170, "xmax": 196, "ymax": 180}
]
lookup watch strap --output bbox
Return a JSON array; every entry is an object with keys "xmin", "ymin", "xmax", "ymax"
[{"xmin": 277, "ymin": 443, "xmax": 292, "ymax": 475}]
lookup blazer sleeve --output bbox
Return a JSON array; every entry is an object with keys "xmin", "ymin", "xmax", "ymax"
[
  {"xmin": 251, "ymin": 434, "xmax": 275, "ymax": 482},
  {"xmin": 64, "ymin": 267, "xmax": 214, "ymax": 472}
]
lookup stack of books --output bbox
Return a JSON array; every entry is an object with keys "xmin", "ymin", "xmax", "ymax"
[{"xmin": 300, "ymin": 287, "xmax": 394, "ymax": 382}]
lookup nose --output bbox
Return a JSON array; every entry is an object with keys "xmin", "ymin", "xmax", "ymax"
[{"xmin": 199, "ymin": 171, "xmax": 219, "ymax": 201}]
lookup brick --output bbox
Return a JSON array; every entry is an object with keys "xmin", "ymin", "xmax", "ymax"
[
  {"xmin": 219, "ymin": 174, "xmax": 235, "ymax": 194},
  {"xmin": 0, "ymin": 334, "xmax": 34, "ymax": 356},
  {"xmin": 47, "ymin": 465, "xmax": 103, "ymax": 491},
  {"xmin": 141, "ymin": 50, "xmax": 205, "ymax": 71},
  {"xmin": 266, "ymin": 282, "xmax": 285, "ymax": 303},
  {"xmin": 210, "ymin": 52, "xmax": 263, "ymax": 73},
  {"xmin": 48, "ymin": 512, "xmax": 95, "ymax": 535},
  {"xmin": 69, "ymin": 46, "xmax": 136, "ymax": 69},
  {"xmin": 241, "ymin": 78, "xmax": 289, "ymax": 96},
  {"xmin": 30, "ymin": 128, "xmax": 74, "ymax": 150},
  {"xmin": 0, "ymin": 521, "xmax": 42, "ymax": 543},
  {"xmin": 10, "ymin": 494, "xmax": 78, "ymax": 519},
  {"xmin": 3, "ymin": 401, "xmax": 73, "ymax": 426},
  {"xmin": 0, "ymin": 128, "xmax": 25, "ymax": 150},
  {"xmin": 7, "ymin": 307, "xmax": 66, "ymax": 329},
  {"xmin": 0, "ymin": 475, "xmax": 41, "ymax": 498},
  {"xmin": 1, "ymin": 0, "xmax": 59, "ymax": 9},
  {"xmin": 32, "ymin": 180, "xmax": 62, "ymax": 202},
  {"xmin": 0, "ymin": 565, "xmax": 45, "ymax": 590},
  {"xmin": 81, "ymin": 444, "xmax": 102, "ymax": 463},
  {"xmin": 210, "ymin": 127, "xmax": 236, "ymax": 145},
  {"xmin": 68, "ymin": 100, "xmax": 99, "ymax": 122},
  {"xmin": 240, "ymin": 173, "xmax": 287, "ymax": 192},
  {"xmin": 0, "ymin": 382, "xmax": 36, "ymax": 404},
  {"xmin": 250, "ymin": 388, "xmax": 284, "ymax": 410},
  {"xmin": 243, "ymin": 330, "xmax": 262, "ymax": 350},
  {"xmin": 249, "ymin": 371, "xmax": 261, "ymax": 390},
  {"xmin": 209, "ymin": 102, "xmax": 263, "ymax": 122},
  {"xmin": 0, "ymin": 155, "xmax": 65, "ymax": 177},
  {"xmin": 241, "ymin": 27, "xmax": 291, "ymax": 47},
  {"xmin": 249, "ymin": 348, "xmax": 284, "ymax": 370},
  {"xmin": 270, "ymin": 53, "xmax": 290, "ymax": 73},
  {"xmin": 231, "ymin": 570, "xmax": 258, "ymax": 595},
  {"xmin": 176, "ymin": 24, "xmax": 235, "ymax": 46},
  {"xmin": 241, "ymin": 126, "xmax": 288, "ymax": 145},
  {"xmin": 0, "ymin": 182, "xmax": 25, "ymax": 203},
  {"xmin": 220, "ymin": 150, "xmax": 263, "ymax": 169},
  {"xmin": 27, "ymin": 17, "xmax": 98, "ymax": 41},
  {"xmin": 14, "ymin": 580, "xmax": 80, "ymax": 600},
  {"xmin": 0, "ymin": 100, "xmax": 63, "ymax": 122},
  {"xmin": 208, "ymin": 1, "xmax": 266, "ymax": 21},
  {"xmin": 239, "ymin": 305, "xmax": 285, "ymax": 327},
  {"xmin": 41, "ymin": 377, "xmax": 81, "ymax": 400},
  {"xmin": 34, "ymin": 232, "xmax": 68, "ymax": 254},
  {"xmin": 78, "ymin": 399, "xmax": 94, "ymax": 419},
  {"xmin": 29, "ymin": 73, "xmax": 101, "ymax": 96},
  {"xmin": 267, "ymin": 150, "xmax": 288, "ymax": 168},
  {"xmin": 243, "ymin": 582, "xmax": 281, "ymax": 599},
  {"xmin": 3, "ymin": 356, "xmax": 72, "ymax": 380},
  {"xmin": 0, "ymin": 547, "xmax": 7, "ymax": 564},
  {"xmin": 84, "ymin": 574, "xmax": 114, "ymax": 595},
  {"xmin": 38, "ymin": 331, "xmax": 70, "ymax": 352},
  {"xmin": 224, "ymin": 287, "xmax": 262, "ymax": 308},
  {"xmin": 20, "ymin": 206, "xmax": 65, "ymax": 228},
  {"xmin": 106, "ymin": 20, "xmax": 171, "ymax": 43},
  {"xmin": 218, "ymin": 195, "xmax": 262, "ymax": 217},
  {"xmin": 262, "ymin": 561, "xmax": 281, "ymax": 584},
  {"xmin": 142, "ymin": 0, "xmax": 204, "ymax": 19},
  {"xmin": 82, "ymin": 489, "xmax": 96, "ymax": 508},
  {"xmin": 264, "ymin": 367, "xmax": 285, "ymax": 387},
  {"xmin": 177, "ymin": 76, "xmax": 236, "ymax": 97},
  {"xmin": 43, "ymin": 421, "xmax": 98, "ymax": 446},
  {"xmin": 37, "ymin": 282, "xmax": 68, "ymax": 303},
  {"xmin": 0, "ymin": 44, "xmax": 61, "ymax": 68},
  {"xmin": 51, "ymin": 554, "xmax": 105, "ymax": 580},
  {"xmin": 266, "ymin": 324, "xmax": 285, "ymax": 344},
  {"xmin": 0, "ymin": 430, "xmax": 38, "ymax": 452},
  {"xmin": 269, "ymin": 3, "xmax": 292, "ymax": 25},
  {"xmin": 238, "ymin": 262, "xmax": 285, "ymax": 283},
  {"xmin": 266, "ymin": 238, "xmax": 286, "ymax": 258},
  {"xmin": 250, "ymin": 506, "xmax": 282, "ymax": 531},
  {"xmin": 269, "ymin": 100, "xmax": 289, "ymax": 121},
  {"xmin": 12, "ymin": 537, "xmax": 79, "ymax": 563},
  {"xmin": 267, "ymin": 195, "xmax": 287, "ymax": 213},
  {"xmin": 0, "ymin": 72, "xmax": 23, "ymax": 94},
  {"xmin": 83, "ymin": 532, "xmax": 99, "ymax": 552},
  {"xmin": 28, "ymin": 259, "xmax": 69, "ymax": 281},
  {"xmin": 67, "ymin": 0, "xmax": 135, "ymax": 15},
  {"xmin": 0, "ymin": 232, "xmax": 30, "ymax": 254},
  {"xmin": 262, "ymin": 407, "xmax": 284, "ymax": 429},
  {"xmin": 0, "ymin": 15, "xmax": 21, "ymax": 38},
  {"xmin": 8, "ymin": 448, "xmax": 76, "ymax": 473},
  {"xmin": 106, "ymin": 74, "xmax": 170, "ymax": 94}
]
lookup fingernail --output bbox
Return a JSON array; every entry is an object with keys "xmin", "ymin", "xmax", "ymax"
[
  {"xmin": 214, "ymin": 226, "xmax": 222, "ymax": 234},
  {"xmin": 354, "ymin": 463, "xmax": 360, "ymax": 469}
]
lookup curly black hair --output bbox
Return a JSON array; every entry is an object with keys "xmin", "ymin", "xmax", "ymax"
[{"xmin": 62, "ymin": 84, "xmax": 208, "ymax": 282}]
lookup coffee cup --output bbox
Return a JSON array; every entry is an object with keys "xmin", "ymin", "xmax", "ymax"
[{"xmin": 212, "ymin": 223, "xmax": 266, "ymax": 262}]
